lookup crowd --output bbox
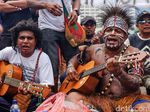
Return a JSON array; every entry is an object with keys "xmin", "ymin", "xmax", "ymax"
[{"xmin": 0, "ymin": 0, "xmax": 150, "ymax": 112}]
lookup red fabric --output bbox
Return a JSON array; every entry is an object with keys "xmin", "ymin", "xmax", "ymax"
[{"xmin": 35, "ymin": 92, "xmax": 90, "ymax": 112}]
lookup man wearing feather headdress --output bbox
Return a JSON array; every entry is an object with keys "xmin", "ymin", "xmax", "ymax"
[{"xmin": 61, "ymin": 3, "xmax": 150, "ymax": 112}]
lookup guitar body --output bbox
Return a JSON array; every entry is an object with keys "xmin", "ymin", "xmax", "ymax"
[
  {"xmin": 0, "ymin": 61, "xmax": 22, "ymax": 96},
  {"xmin": 59, "ymin": 61, "xmax": 99, "ymax": 94}
]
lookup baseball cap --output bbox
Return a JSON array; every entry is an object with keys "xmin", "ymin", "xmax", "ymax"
[
  {"xmin": 136, "ymin": 10, "xmax": 150, "ymax": 23},
  {"xmin": 81, "ymin": 16, "xmax": 96, "ymax": 25}
]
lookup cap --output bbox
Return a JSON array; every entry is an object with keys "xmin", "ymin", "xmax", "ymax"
[
  {"xmin": 81, "ymin": 16, "xmax": 96, "ymax": 25},
  {"xmin": 136, "ymin": 10, "xmax": 150, "ymax": 23}
]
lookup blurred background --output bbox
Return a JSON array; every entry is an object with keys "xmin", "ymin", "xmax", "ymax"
[{"xmin": 79, "ymin": 0, "xmax": 150, "ymax": 33}]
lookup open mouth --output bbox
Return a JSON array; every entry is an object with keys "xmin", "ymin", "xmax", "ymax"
[
  {"xmin": 21, "ymin": 45, "xmax": 30, "ymax": 50},
  {"xmin": 105, "ymin": 37, "xmax": 119, "ymax": 49},
  {"xmin": 143, "ymin": 27, "xmax": 150, "ymax": 30},
  {"xmin": 107, "ymin": 37, "xmax": 118, "ymax": 44}
]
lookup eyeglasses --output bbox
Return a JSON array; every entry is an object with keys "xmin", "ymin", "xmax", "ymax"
[{"xmin": 138, "ymin": 20, "xmax": 150, "ymax": 24}]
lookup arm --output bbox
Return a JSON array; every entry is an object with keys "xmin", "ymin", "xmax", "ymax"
[
  {"xmin": 66, "ymin": 45, "xmax": 92, "ymax": 81},
  {"xmin": 0, "ymin": 2, "xmax": 20, "ymax": 12},
  {"xmin": 6, "ymin": 0, "xmax": 62, "ymax": 16},
  {"xmin": 5, "ymin": 0, "xmax": 50, "ymax": 9},
  {"xmin": 72, "ymin": 0, "xmax": 80, "ymax": 11},
  {"xmin": 106, "ymin": 57, "xmax": 141, "ymax": 91},
  {"xmin": 68, "ymin": 0, "xmax": 80, "ymax": 25},
  {"xmin": 0, "ymin": 24, "xmax": 3, "ymax": 33},
  {"xmin": 0, "ymin": 15, "xmax": 3, "ymax": 33}
]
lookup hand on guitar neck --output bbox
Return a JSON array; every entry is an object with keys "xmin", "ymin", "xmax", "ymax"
[
  {"xmin": 17, "ymin": 81, "xmax": 51, "ymax": 98},
  {"xmin": 106, "ymin": 57, "xmax": 123, "ymax": 76}
]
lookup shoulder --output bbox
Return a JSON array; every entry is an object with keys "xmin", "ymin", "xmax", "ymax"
[
  {"xmin": 128, "ymin": 33, "xmax": 138, "ymax": 41},
  {"xmin": 88, "ymin": 43, "xmax": 104, "ymax": 49},
  {"xmin": 0, "ymin": 47, "xmax": 14, "ymax": 53},
  {"xmin": 36, "ymin": 50, "xmax": 51, "ymax": 63},
  {"xmin": 127, "ymin": 45, "xmax": 140, "ymax": 52},
  {"xmin": 87, "ymin": 44, "xmax": 104, "ymax": 52}
]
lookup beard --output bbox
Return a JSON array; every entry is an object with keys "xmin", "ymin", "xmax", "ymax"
[{"xmin": 104, "ymin": 35, "xmax": 124, "ymax": 51}]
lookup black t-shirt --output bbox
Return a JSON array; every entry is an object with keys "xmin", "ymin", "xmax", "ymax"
[
  {"xmin": 129, "ymin": 33, "xmax": 150, "ymax": 75},
  {"xmin": 129, "ymin": 33, "xmax": 150, "ymax": 51},
  {"xmin": 0, "ymin": 13, "xmax": 2, "ymax": 25},
  {"xmin": 1, "ymin": 8, "xmax": 38, "ymax": 34}
]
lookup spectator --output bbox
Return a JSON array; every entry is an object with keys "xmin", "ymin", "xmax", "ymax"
[
  {"xmin": 80, "ymin": 16, "xmax": 100, "ymax": 46},
  {"xmin": 128, "ymin": 10, "xmax": 150, "ymax": 95}
]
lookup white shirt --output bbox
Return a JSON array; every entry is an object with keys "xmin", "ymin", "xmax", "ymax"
[
  {"xmin": 0, "ymin": 47, "xmax": 54, "ymax": 85},
  {"xmin": 38, "ymin": 0, "xmax": 71, "ymax": 32}
]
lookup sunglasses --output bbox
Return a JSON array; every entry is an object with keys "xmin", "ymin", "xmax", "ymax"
[{"xmin": 138, "ymin": 20, "xmax": 150, "ymax": 24}]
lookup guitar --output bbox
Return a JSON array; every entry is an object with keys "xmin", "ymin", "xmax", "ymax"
[
  {"xmin": 59, "ymin": 51, "xmax": 148, "ymax": 94},
  {"xmin": 61, "ymin": 0, "xmax": 86, "ymax": 47},
  {"xmin": 0, "ymin": 61, "xmax": 50, "ymax": 99}
]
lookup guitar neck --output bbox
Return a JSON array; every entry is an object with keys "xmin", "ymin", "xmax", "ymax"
[
  {"xmin": 81, "ymin": 64, "xmax": 106, "ymax": 78},
  {"xmin": 4, "ymin": 76, "xmax": 22, "ymax": 88}
]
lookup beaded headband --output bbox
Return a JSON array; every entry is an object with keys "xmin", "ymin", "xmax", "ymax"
[
  {"xmin": 104, "ymin": 16, "xmax": 128, "ymax": 34},
  {"xmin": 99, "ymin": 3, "xmax": 135, "ymax": 35}
]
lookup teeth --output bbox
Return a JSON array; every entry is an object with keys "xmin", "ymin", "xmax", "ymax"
[
  {"xmin": 110, "ymin": 45, "xmax": 113, "ymax": 48},
  {"xmin": 114, "ymin": 45, "xmax": 117, "ymax": 47}
]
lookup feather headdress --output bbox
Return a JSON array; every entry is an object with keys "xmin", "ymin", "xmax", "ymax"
[{"xmin": 99, "ymin": 3, "xmax": 135, "ymax": 34}]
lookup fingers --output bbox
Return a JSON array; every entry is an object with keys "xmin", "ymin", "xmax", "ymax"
[
  {"xmin": 47, "ymin": 3, "xmax": 63, "ymax": 16},
  {"xmin": 66, "ymin": 67, "xmax": 79, "ymax": 81},
  {"xmin": 52, "ymin": 4, "xmax": 62, "ymax": 16},
  {"xmin": 67, "ymin": 74, "xmax": 79, "ymax": 81},
  {"xmin": 68, "ymin": 11, "xmax": 78, "ymax": 25},
  {"xmin": 106, "ymin": 57, "xmax": 120, "ymax": 73}
]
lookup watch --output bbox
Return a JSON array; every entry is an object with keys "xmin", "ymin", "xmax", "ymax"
[{"xmin": 73, "ymin": 9, "xmax": 80, "ymax": 16}]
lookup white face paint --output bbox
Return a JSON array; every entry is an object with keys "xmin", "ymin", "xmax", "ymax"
[{"xmin": 103, "ymin": 27, "xmax": 127, "ymax": 51}]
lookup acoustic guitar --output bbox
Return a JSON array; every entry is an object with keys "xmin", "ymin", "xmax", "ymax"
[
  {"xmin": 0, "ymin": 61, "xmax": 50, "ymax": 99},
  {"xmin": 59, "ymin": 51, "xmax": 148, "ymax": 94}
]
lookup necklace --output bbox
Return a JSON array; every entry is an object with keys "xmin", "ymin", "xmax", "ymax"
[{"xmin": 100, "ymin": 44, "xmax": 129, "ymax": 95}]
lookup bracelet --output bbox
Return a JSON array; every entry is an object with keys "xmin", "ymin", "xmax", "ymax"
[
  {"xmin": 67, "ymin": 63, "xmax": 73, "ymax": 68},
  {"xmin": 73, "ymin": 9, "xmax": 80, "ymax": 16},
  {"xmin": 16, "ymin": 7, "xmax": 22, "ymax": 11}
]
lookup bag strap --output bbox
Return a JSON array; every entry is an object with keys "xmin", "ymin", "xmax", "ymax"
[
  {"xmin": 33, "ymin": 48, "xmax": 42, "ymax": 81},
  {"xmin": 61, "ymin": 0, "xmax": 69, "ymax": 17}
]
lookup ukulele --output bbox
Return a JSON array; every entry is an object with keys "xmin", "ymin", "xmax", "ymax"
[
  {"xmin": 59, "ymin": 51, "xmax": 148, "ymax": 94},
  {"xmin": 0, "ymin": 61, "xmax": 50, "ymax": 99}
]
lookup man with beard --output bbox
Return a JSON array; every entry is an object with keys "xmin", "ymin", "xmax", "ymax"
[
  {"xmin": 128, "ymin": 11, "xmax": 150, "ymax": 95},
  {"xmin": 60, "ymin": 4, "xmax": 150, "ymax": 112}
]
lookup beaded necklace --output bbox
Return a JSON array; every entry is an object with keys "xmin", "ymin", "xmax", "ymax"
[{"xmin": 100, "ymin": 44, "xmax": 129, "ymax": 95}]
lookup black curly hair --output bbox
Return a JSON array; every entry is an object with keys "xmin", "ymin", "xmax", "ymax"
[{"xmin": 10, "ymin": 19, "xmax": 42, "ymax": 50}]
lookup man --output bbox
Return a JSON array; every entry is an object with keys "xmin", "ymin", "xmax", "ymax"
[
  {"xmin": 128, "ymin": 11, "xmax": 150, "ymax": 95},
  {"xmin": 80, "ymin": 16, "xmax": 100, "ymax": 46},
  {"xmin": 0, "ymin": 20, "xmax": 54, "ymax": 112},
  {"xmin": 61, "ymin": 4, "xmax": 150, "ymax": 112},
  {"xmin": 5, "ymin": 0, "xmax": 80, "ymax": 92}
]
